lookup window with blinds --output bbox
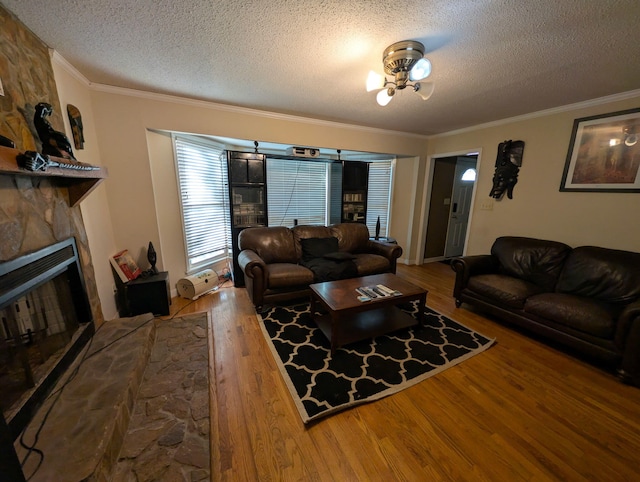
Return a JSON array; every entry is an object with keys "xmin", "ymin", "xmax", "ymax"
[
  {"xmin": 366, "ymin": 160, "xmax": 393, "ymax": 238},
  {"xmin": 266, "ymin": 158, "xmax": 329, "ymax": 227},
  {"xmin": 173, "ymin": 135, "xmax": 230, "ymax": 272}
]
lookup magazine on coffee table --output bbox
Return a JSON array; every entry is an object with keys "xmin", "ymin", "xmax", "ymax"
[{"xmin": 355, "ymin": 284, "xmax": 402, "ymax": 301}]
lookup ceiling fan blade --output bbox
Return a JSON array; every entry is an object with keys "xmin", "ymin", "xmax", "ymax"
[{"xmin": 414, "ymin": 82, "xmax": 434, "ymax": 100}]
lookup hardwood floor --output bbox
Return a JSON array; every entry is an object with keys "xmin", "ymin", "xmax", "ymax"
[{"xmin": 167, "ymin": 262, "xmax": 640, "ymax": 481}]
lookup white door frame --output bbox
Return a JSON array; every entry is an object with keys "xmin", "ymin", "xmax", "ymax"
[{"xmin": 416, "ymin": 147, "xmax": 484, "ymax": 264}]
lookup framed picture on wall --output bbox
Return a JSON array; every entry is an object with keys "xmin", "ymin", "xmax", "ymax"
[{"xmin": 560, "ymin": 107, "xmax": 640, "ymax": 192}]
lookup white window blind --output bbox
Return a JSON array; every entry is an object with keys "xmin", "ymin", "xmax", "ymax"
[
  {"xmin": 266, "ymin": 158, "xmax": 328, "ymax": 227},
  {"xmin": 366, "ymin": 160, "xmax": 393, "ymax": 237},
  {"xmin": 173, "ymin": 136, "xmax": 230, "ymax": 272}
]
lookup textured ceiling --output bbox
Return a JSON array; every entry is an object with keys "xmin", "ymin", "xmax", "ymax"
[{"xmin": 3, "ymin": 0, "xmax": 640, "ymax": 136}]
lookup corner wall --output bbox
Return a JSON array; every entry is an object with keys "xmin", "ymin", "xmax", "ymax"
[{"xmin": 51, "ymin": 54, "xmax": 118, "ymax": 320}]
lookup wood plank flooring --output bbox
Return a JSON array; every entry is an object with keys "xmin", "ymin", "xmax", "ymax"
[{"xmin": 166, "ymin": 262, "xmax": 640, "ymax": 481}]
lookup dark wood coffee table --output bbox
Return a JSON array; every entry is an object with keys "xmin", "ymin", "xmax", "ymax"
[{"xmin": 309, "ymin": 273, "xmax": 427, "ymax": 352}]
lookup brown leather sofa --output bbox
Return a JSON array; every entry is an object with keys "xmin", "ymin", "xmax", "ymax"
[
  {"xmin": 237, "ymin": 223, "xmax": 402, "ymax": 311},
  {"xmin": 451, "ymin": 236, "xmax": 640, "ymax": 386}
]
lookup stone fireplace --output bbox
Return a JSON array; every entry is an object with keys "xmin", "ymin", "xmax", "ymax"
[
  {"xmin": 0, "ymin": 147, "xmax": 105, "ymax": 479},
  {"xmin": 0, "ymin": 7, "xmax": 108, "ymax": 478}
]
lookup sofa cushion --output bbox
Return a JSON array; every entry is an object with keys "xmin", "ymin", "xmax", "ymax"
[
  {"xmin": 524, "ymin": 292, "xmax": 618, "ymax": 339},
  {"xmin": 302, "ymin": 257, "xmax": 358, "ymax": 282},
  {"xmin": 238, "ymin": 226, "xmax": 298, "ymax": 264},
  {"xmin": 266, "ymin": 263, "xmax": 314, "ymax": 288},
  {"xmin": 556, "ymin": 246, "xmax": 640, "ymax": 304},
  {"xmin": 491, "ymin": 237, "xmax": 572, "ymax": 291},
  {"xmin": 330, "ymin": 223, "xmax": 370, "ymax": 253},
  {"xmin": 353, "ymin": 253, "xmax": 390, "ymax": 276},
  {"xmin": 300, "ymin": 237, "xmax": 339, "ymax": 262},
  {"xmin": 467, "ymin": 273, "xmax": 545, "ymax": 309}
]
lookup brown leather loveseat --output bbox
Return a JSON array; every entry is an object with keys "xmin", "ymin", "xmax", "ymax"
[
  {"xmin": 451, "ymin": 236, "xmax": 640, "ymax": 386},
  {"xmin": 238, "ymin": 223, "xmax": 402, "ymax": 311}
]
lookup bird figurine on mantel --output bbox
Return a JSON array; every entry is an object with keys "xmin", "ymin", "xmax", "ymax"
[{"xmin": 34, "ymin": 102, "xmax": 76, "ymax": 160}]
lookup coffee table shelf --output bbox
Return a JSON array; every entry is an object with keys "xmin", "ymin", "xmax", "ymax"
[{"xmin": 313, "ymin": 304, "xmax": 418, "ymax": 349}]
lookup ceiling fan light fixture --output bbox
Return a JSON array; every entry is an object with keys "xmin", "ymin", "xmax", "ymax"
[
  {"xmin": 366, "ymin": 40, "xmax": 433, "ymax": 106},
  {"xmin": 366, "ymin": 70, "xmax": 386, "ymax": 92}
]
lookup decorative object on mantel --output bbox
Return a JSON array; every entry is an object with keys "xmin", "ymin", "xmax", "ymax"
[
  {"xmin": 0, "ymin": 134, "xmax": 15, "ymax": 148},
  {"xmin": 366, "ymin": 40, "xmax": 434, "ymax": 106},
  {"xmin": 489, "ymin": 139, "xmax": 525, "ymax": 200},
  {"xmin": 67, "ymin": 104, "xmax": 85, "ymax": 150},
  {"xmin": 17, "ymin": 150, "xmax": 100, "ymax": 172},
  {"xmin": 34, "ymin": 102, "xmax": 76, "ymax": 160},
  {"xmin": 560, "ymin": 107, "xmax": 640, "ymax": 192}
]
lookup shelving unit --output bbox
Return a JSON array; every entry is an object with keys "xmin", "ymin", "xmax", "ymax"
[
  {"xmin": 341, "ymin": 161, "xmax": 369, "ymax": 224},
  {"xmin": 227, "ymin": 150, "xmax": 267, "ymax": 287},
  {"xmin": 0, "ymin": 146, "xmax": 107, "ymax": 207}
]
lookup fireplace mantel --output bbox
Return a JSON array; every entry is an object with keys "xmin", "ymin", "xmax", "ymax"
[{"xmin": 0, "ymin": 145, "xmax": 107, "ymax": 207}]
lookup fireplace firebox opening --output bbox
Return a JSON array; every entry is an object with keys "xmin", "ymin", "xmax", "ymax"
[{"xmin": 0, "ymin": 237, "xmax": 94, "ymax": 441}]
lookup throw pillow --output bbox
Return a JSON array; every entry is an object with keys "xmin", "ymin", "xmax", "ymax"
[{"xmin": 300, "ymin": 237, "xmax": 339, "ymax": 262}]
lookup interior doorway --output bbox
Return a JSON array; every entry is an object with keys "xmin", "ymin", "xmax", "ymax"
[{"xmin": 423, "ymin": 154, "xmax": 478, "ymax": 262}]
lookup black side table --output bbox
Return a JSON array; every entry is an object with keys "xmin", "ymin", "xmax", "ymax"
[{"xmin": 126, "ymin": 271, "xmax": 171, "ymax": 316}]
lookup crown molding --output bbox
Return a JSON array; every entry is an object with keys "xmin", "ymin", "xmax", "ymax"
[
  {"xmin": 89, "ymin": 83, "xmax": 429, "ymax": 140},
  {"xmin": 50, "ymin": 50, "xmax": 91, "ymax": 86},
  {"xmin": 429, "ymin": 89, "xmax": 640, "ymax": 139}
]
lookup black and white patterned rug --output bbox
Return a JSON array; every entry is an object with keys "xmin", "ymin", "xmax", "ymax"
[{"xmin": 258, "ymin": 301, "xmax": 495, "ymax": 424}]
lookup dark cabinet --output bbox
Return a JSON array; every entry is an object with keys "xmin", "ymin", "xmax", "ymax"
[
  {"xmin": 114, "ymin": 271, "xmax": 171, "ymax": 317},
  {"xmin": 341, "ymin": 161, "xmax": 369, "ymax": 224},
  {"xmin": 227, "ymin": 150, "xmax": 267, "ymax": 287}
]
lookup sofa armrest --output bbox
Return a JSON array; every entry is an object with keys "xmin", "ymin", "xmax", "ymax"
[
  {"xmin": 365, "ymin": 240, "xmax": 403, "ymax": 273},
  {"xmin": 615, "ymin": 299, "xmax": 640, "ymax": 385},
  {"xmin": 238, "ymin": 250, "xmax": 267, "ymax": 281},
  {"xmin": 238, "ymin": 249, "xmax": 268, "ymax": 310},
  {"xmin": 450, "ymin": 255, "xmax": 499, "ymax": 302}
]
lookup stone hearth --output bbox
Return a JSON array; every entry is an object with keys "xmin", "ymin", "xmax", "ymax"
[{"xmin": 16, "ymin": 313, "xmax": 210, "ymax": 481}]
